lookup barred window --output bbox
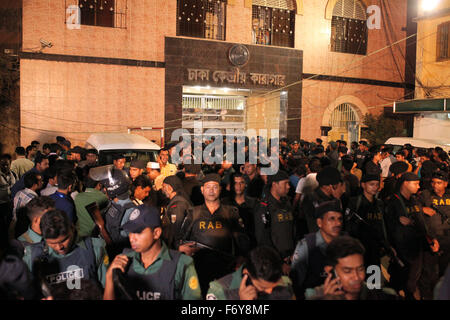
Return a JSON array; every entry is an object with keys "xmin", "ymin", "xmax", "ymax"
[
  {"xmin": 177, "ymin": 0, "xmax": 226, "ymax": 41},
  {"xmin": 78, "ymin": 0, "xmax": 115, "ymax": 28},
  {"xmin": 437, "ymin": 21, "xmax": 450, "ymax": 61},
  {"xmin": 252, "ymin": 0, "xmax": 295, "ymax": 47},
  {"xmin": 330, "ymin": 0, "xmax": 367, "ymax": 55}
]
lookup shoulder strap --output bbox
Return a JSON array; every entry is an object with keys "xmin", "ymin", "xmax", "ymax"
[
  {"xmin": 304, "ymin": 233, "xmax": 316, "ymax": 253},
  {"xmin": 355, "ymin": 195, "xmax": 362, "ymax": 212}
]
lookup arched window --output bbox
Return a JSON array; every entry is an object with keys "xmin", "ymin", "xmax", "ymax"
[
  {"xmin": 177, "ymin": 0, "xmax": 227, "ymax": 40},
  {"xmin": 329, "ymin": 103, "xmax": 360, "ymax": 144},
  {"xmin": 252, "ymin": 0, "xmax": 296, "ymax": 47},
  {"xmin": 330, "ymin": 0, "xmax": 367, "ymax": 55}
]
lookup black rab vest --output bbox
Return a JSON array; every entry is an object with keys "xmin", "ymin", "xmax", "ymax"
[{"xmin": 123, "ymin": 249, "xmax": 181, "ymax": 300}]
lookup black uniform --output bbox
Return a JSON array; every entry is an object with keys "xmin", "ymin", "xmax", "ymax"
[
  {"xmin": 299, "ymin": 188, "xmax": 335, "ymax": 235},
  {"xmin": 355, "ymin": 150, "xmax": 370, "ymax": 169},
  {"xmin": 385, "ymin": 193, "xmax": 431, "ymax": 298},
  {"xmin": 254, "ymin": 193, "xmax": 295, "ymax": 259},
  {"xmin": 419, "ymin": 189, "xmax": 450, "ymax": 276},
  {"xmin": 244, "ymin": 174, "xmax": 265, "ymax": 199},
  {"xmin": 164, "ymin": 194, "xmax": 193, "ymax": 249},
  {"xmin": 345, "ymin": 194, "xmax": 389, "ymax": 267},
  {"xmin": 222, "ymin": 195, "xmax": 258, "ymax": 249},
  {"xmin": 180, "ymin": 203, "xmax": 249, "ymax": 296}
]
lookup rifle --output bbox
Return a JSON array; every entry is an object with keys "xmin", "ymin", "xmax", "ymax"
[
  {"xmin": 85, "ymin": 202, "xmax": 113, "ymax": 245},
  {"xmin": 112, "ymin": 268, "xmax": 136, "ymax": 300},
  {"xmin": 345, "ymin": 206, "xmax": 405, "ymax": 268}
]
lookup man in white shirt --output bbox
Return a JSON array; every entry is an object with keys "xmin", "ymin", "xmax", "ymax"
[
  {"xmin": 293, "ymin": 158, "xmax": 321, "ymax": 208},
  {"xmin": 380, "ymin": 145, "xmax": 396, "ymax": 179}
]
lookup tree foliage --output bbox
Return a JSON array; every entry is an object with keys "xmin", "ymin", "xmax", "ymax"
[{"xmin": 362, "ymin": 113, "xmax": 407, "ymax": 146}]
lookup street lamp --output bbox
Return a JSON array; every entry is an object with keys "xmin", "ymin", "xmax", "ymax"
[{"xmin": 422, "ymin": 0, "xmax": 440, "ymax": 11}]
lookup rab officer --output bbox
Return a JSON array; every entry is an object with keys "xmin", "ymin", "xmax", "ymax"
[
  {"xmin": 22, "ymin": 209, "xmax": 109, "ymax": 289},
  {"xmin": 103, "ymin": 205, "xmax": 202, "ymax": 300},
  {"xmin": 254, "ymin": 170, "xmax": 295, "ymax": 271}
]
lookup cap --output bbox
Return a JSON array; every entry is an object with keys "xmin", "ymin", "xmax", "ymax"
[
  {"xmin": 329, "ymin": 141, "xmax": 337, "ymax": 149},
  {"xmin": 147, "ymin": 162, "xmax": 160, "ymax": 169},
  {"xmin": 70, "ymin": 146, "xmax": 84, "ymax": 154},
  {"xmin": 311, "ymin": 148, "xmax": 324, "ymax": 156},
  {"xmin": 112, "ymin": 153, "xmax": 125, "ymax": 161},
  {"xmin": 359, "ymin": 140, "xmax": 368, "ymax": 146},
  {"xmin": 201, "ymin": 173, "xmax": 221, "ymax": 185},
  {"xmin": 361, "ymin": 174, "xmax": 380, "ymax": 183},
  {"xmin": 315, "ymin": 199, "xmax": 342, "ymax": 219},
  {"xmin": 267, "ymin": 170, "xmax": 290, "ymax": 185},
  {"xmin": 56, "ymin": 136, "xmax": 66, "ymax": 143},
  {"xmin": 432, "ymin": 170, "xmax": 448, "ymax": 182},
  {"xmin": 130, "ymin": 159, "xmax": 146, "ymax": 170},
  {"xmin": 400, "ymin": 172, "xmax": 420, "ymax": 182},
  {"xmin": 122, "ymin": 205, "xmax": 161, "ymax": 233},
  {"xmin": 292, "ymin": 140, "xmax": 299, "ymax": 145},
  {"xmin": 86, "ymin": 149, "xmax": 98, "ymax": 156},
  {"xmin": 316, "ymin": 166, "xmax": 342, "ymax": 186},
  {"xmin": 389, "ymin": 161, "xmax": 409, "ymax": 175},
  {"xmin": 163, "ymin": 175, "xmax": 183, "ymax": 192},
  {"xmin": 61, "ymin": 140, "xmax": 71, "ymax": 148}
]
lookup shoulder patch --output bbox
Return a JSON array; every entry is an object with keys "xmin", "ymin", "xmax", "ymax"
[
  {"xmin": 103, "ymin": 254, "xmax": 110, "ymax": 266},
  {"xmin": 260, "ymin": 201, "xmax": 268, "ymax": 206},
  {"xmin": 189, "ymin": 276, "xmax": 199, "ymax": 290},
  {"xmin": 170, "ymin": 204, "xmax": 177, "ymax": 208}
]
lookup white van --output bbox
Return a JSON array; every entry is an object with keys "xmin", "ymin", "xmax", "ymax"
[
  {"xmin": 384, "ymin": 137, "xmax": 450, "ymax": 153},
  {"xmin": 85, "ymin": 133, "xmax": 161, "ymax": 166}
]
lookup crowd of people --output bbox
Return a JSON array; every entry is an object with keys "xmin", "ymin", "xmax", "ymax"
[{"xmin": 0, "ymin": 135, "xmax": 449, "ymax": 300}]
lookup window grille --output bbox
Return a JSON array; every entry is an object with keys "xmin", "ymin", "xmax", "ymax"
[
  {"xmin": 177, "ymin": 0, "xmax": 226, "ymax": 41},
  {"xmin": 330, "ymin": 0, "xmax": 367, "ymax": 55},
  {"xmin": 252, "ymin": 1, "xmax": 295, "ymax": 47}
]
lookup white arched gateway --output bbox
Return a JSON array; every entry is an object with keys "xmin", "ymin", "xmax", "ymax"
[{"xmin": 328, "ymin": 102, "xmax": 361, "ymax": 145}]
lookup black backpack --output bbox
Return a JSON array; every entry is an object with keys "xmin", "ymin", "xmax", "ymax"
[{"xmin": 105, "ymin": 201, "xmax": 136, "ymax": 244}]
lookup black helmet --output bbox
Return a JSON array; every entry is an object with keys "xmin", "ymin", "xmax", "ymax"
[{"xmin": 89, "ymin": 165, "xmax": 130, "ymax": 199}]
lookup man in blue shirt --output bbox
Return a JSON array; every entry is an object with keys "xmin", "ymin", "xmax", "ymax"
[{"xmin": 50, "ymin": 173, "xmax": 77, "ymax": 223}]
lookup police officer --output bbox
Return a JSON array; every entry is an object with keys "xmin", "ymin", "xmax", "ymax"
[
  {"xmin": 385, "ymin": 172, "xmax": 440, "ymax": 300},
  {"xmin": 254, "ymin": 170, "xmax": 295, "ymax": 273},
  {"xmin": 222, "ymin": 172, "xmax": 258, "ymax": 249},
  {"xmin": 379, "ymin": 161, "xmax": 409, "ymax": 202},
  {"xmin": 419, "ymin": 170, "xmax": 450, "ymax": 277},
  {"xmin": 128, "ymin": 159, "xmax": 147, "ymax": 182},
  {"xmin": 178, "ymin": 173, "xmax": 249, "ymax": 296},
  {"xmin": 345, "ymin": 174, "xmax": 392, "ymax": 268},
  {"xmin": 18, "ymin": 196, "xmax": 55, "ymax": 246},
  {"xmin": 299, "ymin": 166, "xmax": 342, "ymax": 234},
  {"xmin": 22, "ymin": 209, "xmax": 109, "ymax": 290},
  {"xmin": 90, "ymin": 165, "xmax": 135, "ymax": 256},
  {"xmin": 290, "ymin": 199, "xmax": 343, "ymax": 299},
  {"xmin": 103, "ymin": 205, "xmax": 202, "ymax": 300},
  {"xmin": 161, "ymin": 175, "xmax": 193, "ymax": 249},
  {"xmin": 354, "ymin": 141, "xmax": 370, "ymax": 169},
  {"xmin": 206, "ymin": 246, "xmax": 295, "ymax": 300}
]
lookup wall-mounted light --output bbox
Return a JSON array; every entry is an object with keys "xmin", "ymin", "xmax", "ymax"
[{"xmin": 422, "ymin": 0, "xmax": 440, "ymax": 12}]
